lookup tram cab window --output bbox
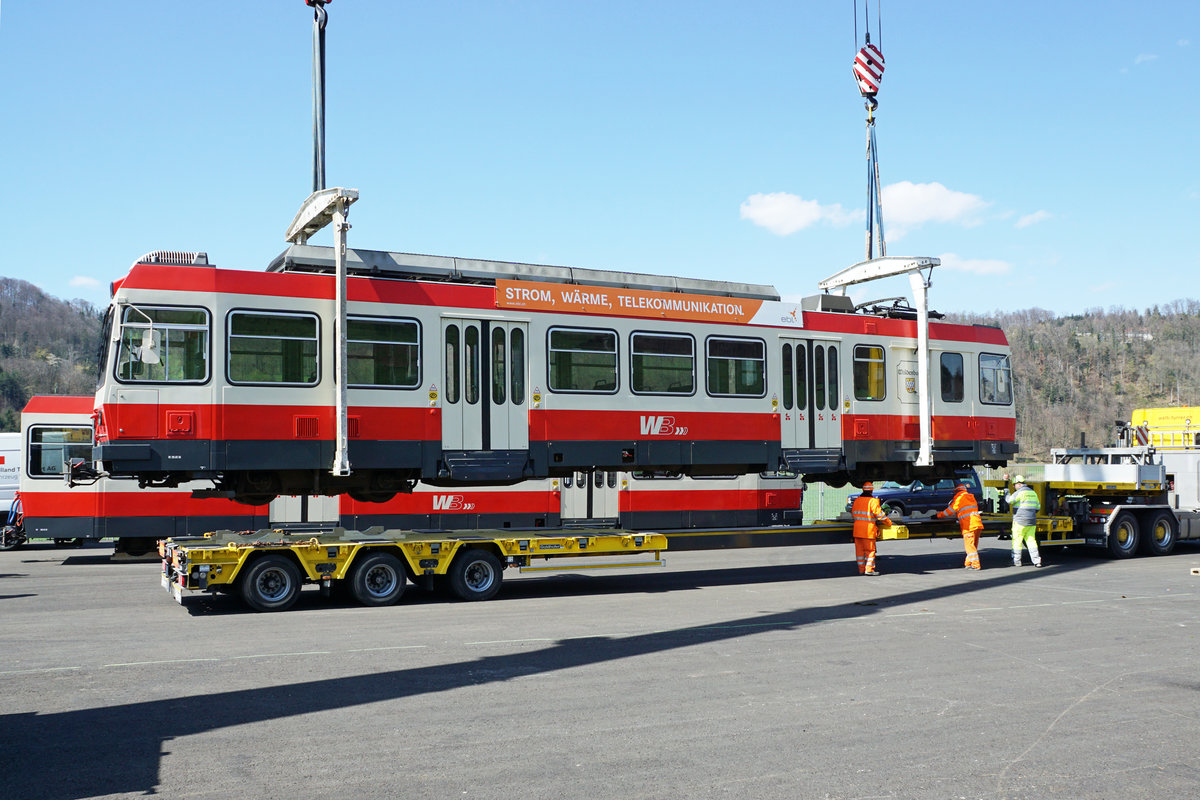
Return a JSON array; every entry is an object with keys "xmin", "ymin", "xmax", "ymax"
[
  {"xmin": 116, "ymin": 305, "xmax": 209, "ymax": 384},
  {"xmin": 940, "ymin": 352, "xmax": 964, "ymax": 402},
  {"xmin": 548, "ymin": 328, "xmax": 618, "ymax": 393},
  {"xmin": 631, "ymin": 332, "xmax": 695, "ymax": 395},
  {"xmin": 706, "ymin": 336, "xmax": 766, "ymax": 397},
  {"xmin": 347, "ymin": 316, "xmax": 420, "ymax": 388},
  {"xmin": 979, "ymin": 353, "xmax": 1013, "ymax": 405},
  {"xmin": 228, "ymin": 311, "xmax": 319, "ymax": 385},
  {"xmin": 27, "ymin": 425, "xmax": 92, "ymax": 478},
  {"xmin": 853, "ymin": 345, "xmax": 886, "ymax": 401}
]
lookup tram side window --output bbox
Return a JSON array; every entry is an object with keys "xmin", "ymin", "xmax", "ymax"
[
  {"xmin": 782, "ymin": 343, "xmax": 793, "ymax": 410},
  {"xmin": 510, "ymin": 328, "xmax": 525, "ymax": 404},
  {"xmin": 116, "ymin": 305, "xmax": 209, "ymax": 383},
  {"xmin": 814, "ymin": 345, "xmax": 826, "ymax": 409},
  {"xmin": 347, "ymin": 317, "xmax": 420, "ymax": 388},
  {"xmin": 27, "ymin": 426, "xmax": 92, "ymax": 478},
  {"xmin": 706, "ymin": 337, "xmax": 766, "ymax": 397},
  {"xmin": 940, "ymin": 352, "xmax": 964, "ymax": 402},
  {"xmin": 228, "ymin": 311, "xmax": 319, "ymax": 385},
  {"xmin": 827, "ymin": 345, "xmax": 839, "ymax": 407},
  {"xmin": 979, "ymin": 353, "xmax": 1013, "ymax": 405},
  {"xmin": 631, "ymin": 332, "xmax": 695, "ymax": 395},
  {"xmin": 491, "ymin": 327, "xmax": 506, "ymax": 404},
  {"xmin": 548, "ymin": 328, "xmax": 618, "ymax": 393},
  {"xmin": 445, "ymin": 325, "xmax": 460, "ymax": 403},
  {"xmin": 853, "ymin": 345, "xmax": 886, "ymax": 401},
  {"xmin": 795, "ymin": 344, "xmax": 807, "ymax": 410}
]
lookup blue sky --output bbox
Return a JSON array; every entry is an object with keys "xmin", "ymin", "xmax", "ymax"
[{"xmin": 1, "ymin": 2, "xmax": 1195, "ymax": 316}]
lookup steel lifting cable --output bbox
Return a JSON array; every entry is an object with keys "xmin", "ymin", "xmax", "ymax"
[{"xmin": 307, "ymin": 0, "xmax": 329, "ymax": 192}]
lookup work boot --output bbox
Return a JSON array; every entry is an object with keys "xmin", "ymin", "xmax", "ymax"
[
  {"xmin": 865, "ymin": 570, "xmax": 881, "ymax": 576},
  {"xmin": 1034, "ymin": 561, "xmax": 1043, "ymax": 568}
]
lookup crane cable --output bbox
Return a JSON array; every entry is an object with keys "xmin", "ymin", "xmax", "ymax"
[{"xmin": 307, "ymin": 0, "xmax": 329, "ymax": 193}]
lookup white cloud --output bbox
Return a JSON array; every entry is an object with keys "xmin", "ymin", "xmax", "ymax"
[
  {"xmin": 1016, "ymin": 210, "xmax": 1052, "ymax": 228},
  {"xmin": 739, "ymin": 192, "xmax": 859, "ymax": 236},
  {"xmin": 1180, "ymin": 39, "xmax": 1191, "ymax": 47},
  {"xmin": 937, "ymin": 252, "xmax": 1011, "ymax": 276},
  {"xmin": 1134, "ymin": 53, "xmax": 1158, "ymax": 64},
  {"xmin": 879, "ymin": 181, "xmax": 989, "ymax": 236},
  {"xmin": 1090, "ymin": 281, "xmax": 1118, "ymax": 294},
  {"xmin": 69, "ymin": 276, "xmax": 101, "ymax": 288}
]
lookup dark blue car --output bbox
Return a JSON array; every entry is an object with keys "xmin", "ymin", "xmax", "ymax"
[{"xmin": 845, "ymin": 469, "xmax": 985, "ymax": 520}]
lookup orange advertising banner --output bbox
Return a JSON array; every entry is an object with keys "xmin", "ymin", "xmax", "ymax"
[{"xmin": 495, "ymin": 279, "xmax": 765, "ymax": 324}]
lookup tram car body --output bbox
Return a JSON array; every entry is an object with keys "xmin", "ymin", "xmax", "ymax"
[
  {"xmin": 17, "ymin": 397, "xmax": 800, "ymax": 547},
  {"xmin": 91, "ymin": 246, "xmax": 1016, "ymax": 503}
]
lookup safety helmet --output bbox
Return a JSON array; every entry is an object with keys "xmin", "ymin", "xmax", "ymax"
[
  {"xmin": 955, "ymin": 483, "xmax": 969, "ymax": 492},
  {"xmin": 1014, "ymin": 475, "xmax": 1026, "ymax": 484},
  {"xmin": 861, "ymin": 481, "xmax": 874, "ymax": 492}
]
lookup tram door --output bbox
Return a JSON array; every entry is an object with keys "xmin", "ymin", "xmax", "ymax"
[
  {"xmin": 560, "ymin": 469, "xmax": 621, "ymax": 524},
  {"xmin": 779, "ymin": 338, "xmax": 843, "ymax": 450},
  {"xmin": 440, "ymin": 318, "xmax": 529, "ymax": 451}
]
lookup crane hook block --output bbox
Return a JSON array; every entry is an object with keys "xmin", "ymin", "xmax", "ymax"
[
  {"xmin": 853, "ymin": 43, "xmax": 885, "ymax": 97},
  {"xmin": 304, "ymin": 0, "xmax": 329, "ymax": 7}
]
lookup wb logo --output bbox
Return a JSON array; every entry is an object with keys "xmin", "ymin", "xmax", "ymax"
[
  {"xmin": 432, "ymin": 495, "xmax": 466, "ymax": 511},
  {"xmin": 639, "ymin": 415, "xmax": 677, "ymax": 435}
]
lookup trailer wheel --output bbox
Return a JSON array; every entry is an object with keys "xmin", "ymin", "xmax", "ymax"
[
  {"xmin": 1140, "ymin": 511, "xmax": 1177, "ymax": 556},
  {"xmin": 239, "ymin": 555, "xmax": 301, "ymax": 612},
  {"xmin": 447, "ymin": 549, "xmax": 503, "ymax": 601},
  {"xmin": 1106, "ymin": 511, "xmax": 1140, "ymax": 559},
  {"xmin": 348, "ymin": 552, "xmax": 407, "ymax": 607}
]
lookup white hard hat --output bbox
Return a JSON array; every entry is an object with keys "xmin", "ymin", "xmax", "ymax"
[{"xmin": 1014, "ymin": 475, "xmax": 1026, "ymax": 484}]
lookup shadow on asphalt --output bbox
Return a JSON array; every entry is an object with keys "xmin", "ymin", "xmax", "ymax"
[{"xmin": 0, "ymin": 552, "xmax": 1115, "ymax": 800}]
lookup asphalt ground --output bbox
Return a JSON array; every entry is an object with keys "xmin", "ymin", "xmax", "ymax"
[{"xmin": 1, "ymin": 535, "xmax": 1198, "ymax": 800}]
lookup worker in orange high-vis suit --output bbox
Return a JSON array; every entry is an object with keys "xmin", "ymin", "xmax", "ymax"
[
  {"xmin": 850, "ymin": 481, "xmax": 892, "ymax": 576},
  {"xmin": 937, "ymin": 482, "xmax": 985, "ymax": 570}
]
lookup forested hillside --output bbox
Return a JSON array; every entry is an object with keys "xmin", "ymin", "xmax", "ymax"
[
  {"xmin": 2, "ymin": 276, "xmax": 1198, "ymax": 464},
  {"xmin": 0, "ymin": 278, "xmax": 102, "ymax": 430},
  {"xmin": 950, "ymin": 301, "xmax": 1200, "ymax": 460}
]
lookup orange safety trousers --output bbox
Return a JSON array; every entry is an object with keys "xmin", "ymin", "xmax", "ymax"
[
  {"xmin": 962, "ymin": 528, "xmax": 981, "ymax": 569},
  {"xmin": 854, "ymin": 536, "xmax": 878, "ymax": 574}
]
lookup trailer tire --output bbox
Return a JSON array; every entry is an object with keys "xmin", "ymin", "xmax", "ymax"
[
  {"xmin": 348, "ymin": 552, "xmax": 407, "ymax": 607},
  {"xmin": 1140, "ymin": 511, "xmax": 1177, "ymax": 557},
  {"xmin": 1106, "ymin": 511, "xmax": 1140, "ymax": 559},
  {"xmin": 447, "ymin": 549, "xmax": 503, "ymax": 602},
  {"xmin": 239, "ymin": 554, "xmax": 301, "ymax": 612}
]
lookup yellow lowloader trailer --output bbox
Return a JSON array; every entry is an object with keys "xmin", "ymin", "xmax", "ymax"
[
  {"xmin": 161, "ymin": 528, "xmax": 669, "ymax": 612},
  {"xmin": 163, "ymin": 516, "xmax": 1013, "ymax": 612},
  {"xmin": 983, "ymin": 412, "xmax": 1200, "ymax": 558}
]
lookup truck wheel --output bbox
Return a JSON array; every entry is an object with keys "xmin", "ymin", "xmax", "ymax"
[
  {"xmin": 348, "ymin": 552, "xmax": 407, "ymax": 606},
  {"xmin": 1106, "ymin": 511, "xmax": 1140, "ymax": 559},
  {"xmin": 447, "ymin": 549, "xmax": 503, "ymax": 601},
  {"xmin": 1140, "ymin": 511, "xmax": 1177, "ymax": 556},
  {"xmin": 239, "ymin": 554, "xmax": 301, "ymax": 612}
]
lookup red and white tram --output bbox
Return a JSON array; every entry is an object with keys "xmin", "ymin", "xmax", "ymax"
[
  {"xmin": 11, "ymin": 397, "xmax": 802, "ymax": 551},
  {"xmin": 89, "ymin": 246, "xmax": 1016, "ymax": 503},
  {"xmin": 19, "ymin": 396, "xmax": 269, "ymax": 551}
]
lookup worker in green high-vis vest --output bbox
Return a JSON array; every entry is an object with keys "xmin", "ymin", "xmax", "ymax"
[{"xmin": 1005, "ymin": 475, "xmax": 1042, "ymax": 567}]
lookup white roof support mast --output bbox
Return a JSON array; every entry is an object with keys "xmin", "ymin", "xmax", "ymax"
[
  {"xmin": 826, "ymin": 6, "xmax": 937, "ymax": 468},
  {"xmin": 818, "ymin": 257, "xmax": 939, "ymax": 468},
  {"xmin": 286, "ymin": 0, "xmax": 359, "ymax": 479}
]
